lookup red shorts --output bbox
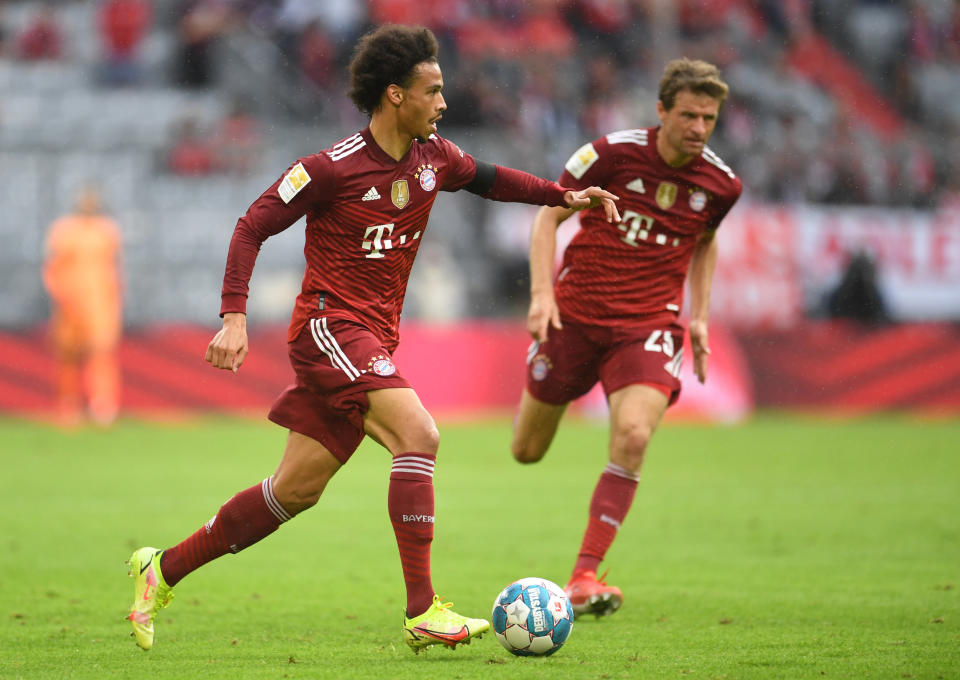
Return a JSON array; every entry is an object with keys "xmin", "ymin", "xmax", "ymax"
[
  {"xmin": 525, "ymin": 320, "xmax": 685, "ymax": 407},
  {"xmin": 268, "ymin": 317, "xmax": 411, "ymax": 463}
]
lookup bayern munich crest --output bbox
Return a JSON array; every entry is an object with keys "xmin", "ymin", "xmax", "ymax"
[
  {"xmin": 531, "ymin": 356, "xmax": 552, "ymax": 381},
  {"xmin": 689, "ymin": 190, "xmax": 708, "ymax": 212},
  {"xmin": 416, "ymin": 164, "xmax": 437, "ymax": 192},
  {"xmin": 372, "ymin": 358, "xmax": 396, "ymax": 376}
]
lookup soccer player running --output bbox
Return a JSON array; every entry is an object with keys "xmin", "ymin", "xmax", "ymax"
[
  {"xmin": 126, "ymin": 25, "xmax": 618, "ymax": 653},
  {"xmin": 511, "ymin": 58, "xmax": 742, "ymax": 617}
]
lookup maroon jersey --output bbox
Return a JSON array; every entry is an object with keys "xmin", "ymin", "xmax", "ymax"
[
  {"xmin": 221, "ymin": 127, "xmax": 568, "ymax": 350},
  {"xmin": 555, "ymin": 126, "xmax": 741, "ymax": 328}
]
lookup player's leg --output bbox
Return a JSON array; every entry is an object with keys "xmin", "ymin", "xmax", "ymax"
[
  {"xmin": 513, "ymin": 324, "xmax": 598, "ymax": 463},
  {"xmin": 51, "ymin": 316, "xmax": 84, "ymax": 425},
  {"xmin": 607, "ymin": 383, "xmax": 669, "ymax": 474},
  {"xmin": 127, "ymin": 432, "xmax": 341, "ymax": 650},
  {"xmin": 364, "ymin": 387, "xmax": 490, "ymax": 652},
  {"xmin": 55, "ymin": 354, "xmax": 83, "ymax": 426},
  {"xmin": 85, "ymin": 346, "xmax": 120, "ymax": 426},
  {"xmin": 566, "ymin": 384, "xmax": 668, "ymax": 616},
  {"xmin": 160, "ymin": 431, "xmax": 341, "ymax": 583},
  {"xmin": 510, "ymin": 388, "xmax": 567, "ymax": 463},
  {"xmin": 365, "ymin": 387, "xmax": 439, "ymax": 620},
  {"xmin": 53, "ymin": 333, "xmax": 84, "ymax": 425}
]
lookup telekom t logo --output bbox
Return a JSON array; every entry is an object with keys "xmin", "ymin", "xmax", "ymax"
[
  {"xmin": 618, "ymin": 210, "xmax": 655, "ymax": 246},
  {"xmin": 362, "ymin": 223, "xmax": 395, "ymax": 258},
  {"xmin": 361, "ymin": 223, "xmax": 422, "ymax": 258},
  {"xmin": 618, "ymin": 209, "xmax": 682, "ymax": 248}
]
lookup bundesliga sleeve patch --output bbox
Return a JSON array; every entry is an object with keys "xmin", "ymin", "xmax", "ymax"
[
  {"xmin": 564, "ymin": 142, "xmax": 599, "ymax": 180},
  {"xmin": 278, "ymin": 162, "xmax": 311, "ymax": 204}
]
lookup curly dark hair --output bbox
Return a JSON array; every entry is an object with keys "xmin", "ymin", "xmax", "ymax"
[{"xmin": 348, "ymin": 25, "xmax": 440, "ymax": 116}]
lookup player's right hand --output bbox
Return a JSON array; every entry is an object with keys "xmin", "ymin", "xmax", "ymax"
[
  {"xmin": 205, "ymin": 312, "xmax": 249, "ymax": 373},
  {"xmin": 527, "ymin": 292, "xmax": 562, "ymax": 343},
  {"xmin": 563, "ymin": 186, "xmax": 620, "ymax": 223}
]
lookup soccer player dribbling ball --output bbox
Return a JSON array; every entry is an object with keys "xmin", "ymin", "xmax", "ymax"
[
  {"xmin": 125, "ymin": 24, "xmax": 618, "ymax": 653},
  {"xmin": 511, "ymin": 58, "xmax": 742, "ymax": 617}
]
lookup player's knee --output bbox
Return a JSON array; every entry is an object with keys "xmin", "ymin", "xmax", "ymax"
[
  {"xmin": 612, "ymin": 421, "xmax": 653, "ymax": 468},
  {"xmin": 421, "ymin": 420, "xmax": 441, "ymax": 454},
  {"xmin": 511, "ymin": 436, "xmax": 548, "ymax": 464},
  {"xmin": 401, "ymin": 418, "xmax": 440, "ymax": 455}
]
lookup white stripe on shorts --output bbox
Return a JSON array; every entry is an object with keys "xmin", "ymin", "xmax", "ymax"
[
  {"xmin": 310, "ymin": 318, "xmax": 360, "ymax": 380},
  {"xmin": 526, "ymin": 340, "xmax": 540, "ymax": 364}
]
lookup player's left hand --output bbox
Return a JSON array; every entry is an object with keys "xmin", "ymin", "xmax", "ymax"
[
  {"xmin": 564, "ymin": 186, "xmax": 620, "ymax": 223},
  {"xmin": 527, "ymin": 290, "xmax": 562, "ymax": 343},
  {"xmin": 688, "ymin": 319, "xmax": 710, "ymax": 384}
]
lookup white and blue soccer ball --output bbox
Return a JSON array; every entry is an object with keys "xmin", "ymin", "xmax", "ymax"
[{"xmin": 491, "ymin": 577, "xmax": 574, "ymax": 656}]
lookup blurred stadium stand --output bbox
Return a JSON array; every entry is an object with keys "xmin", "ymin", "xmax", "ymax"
[{"xmin": 1, "ymin": 0, "xmax": 958, "ymax": 417}]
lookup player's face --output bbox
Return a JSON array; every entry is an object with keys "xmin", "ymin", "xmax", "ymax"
[
  {"xmin": 398, "ymin": 60, "xmax": 446, "ymax": 141},
  {"xmin": 656, "ymin": 89, "xmax": 721, "ymax": 166}
]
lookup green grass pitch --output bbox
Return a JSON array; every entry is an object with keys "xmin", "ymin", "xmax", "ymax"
[{"xmin": 0, "ymin": 413, "xmax": 957, "ymax": 679}]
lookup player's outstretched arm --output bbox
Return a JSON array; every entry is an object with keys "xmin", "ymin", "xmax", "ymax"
[
  {"xmin": 466, "ymin": 163, "xmax": 618, "ymax": 222},
  {"xmin": 205, "ymin": 312, "xmax": 249, "ymax": 373},
  {"xmin": 563, "ymin": 187, "xmax": 620, "ymax": 223},
  {"xmin": 527, "ymin": 205, "xmax": 574, "ymax": 342}
]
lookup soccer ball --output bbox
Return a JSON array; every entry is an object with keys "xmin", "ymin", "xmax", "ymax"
[{"xmin": 491, "ymin": 577, "xmax": 574, "ymax": 656}]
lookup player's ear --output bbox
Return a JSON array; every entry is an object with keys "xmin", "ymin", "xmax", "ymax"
[
  {"xmin": 656, "ymin": 99, "xmax": 666, "ymax": 122},
  {"xmin": 386, "ymin": 84, "xmax": 404, "ymax": 107}
]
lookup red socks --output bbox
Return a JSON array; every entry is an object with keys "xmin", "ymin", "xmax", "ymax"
[
  {"xmin": 388, "ymin": 453, "xmax": 437, "ymax": 617},
  {"xmin": 573, "ymin": 462, "xmax": 639, "ymax": 575},
  {"xmin": 160, "ymin": 477, "xmax": 292, "ymax": 587},
  {"xmin": 158, "ymin": 455, "xmax": 439, "ymax": 620}
]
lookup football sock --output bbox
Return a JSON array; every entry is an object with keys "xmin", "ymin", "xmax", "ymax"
[
  {"xmin": 573, "ymin": 462, "xmax": 639, "ymax": 576},
  {"xmin": 388, "ymin": 452, "xmax": 437, "ymax": 618},
  {"xmin": 160, "ymin": 476, "xmax": 292, "ymax": 587}
]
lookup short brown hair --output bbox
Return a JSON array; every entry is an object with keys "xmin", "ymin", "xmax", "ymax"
[
  {"xmin": 658, "ymin": 58, "xmax": 729, "ymax": 110},
  {"xmin": 348, "ymin": 25, "xmax": 439, "ymax": 116}
]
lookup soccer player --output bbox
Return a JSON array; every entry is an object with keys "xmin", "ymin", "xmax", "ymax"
[
  {"xmin": 126, "ymin": 25, "xmax": 618, "ymax": 653},
  {"xmin": 43, "ymin": 186, "xmax": 123, "ymax": 426},
  {"xmin": 510, "ymin": 58, "xmax": 742, "ymax": 617}
]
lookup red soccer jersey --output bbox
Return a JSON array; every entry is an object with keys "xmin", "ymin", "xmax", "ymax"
[
  {"xmin": 220, "ymin": 127, "xmax": 567, "ymax": 351},
  {"xmin": 555, "ymin": 126, "xmax": 742, "ymax": 328}
]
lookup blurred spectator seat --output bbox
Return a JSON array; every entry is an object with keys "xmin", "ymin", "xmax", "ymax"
[
  {"xmin": 214, "ymin": 99, "xmax": 261, "ymax": 175},
  {"xmin": 167, "ymin": 115, "xmax": 216, "ymax": 176},
  {"xmin": 846, "ymin": 2, "xmax": 907, "ymax": 73},
  {"xmin": 787, "ymin": 33, "xmax": 904, "ymax": 141}
]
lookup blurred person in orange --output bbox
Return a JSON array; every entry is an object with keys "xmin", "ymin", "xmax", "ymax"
[{"xmin": 43, "ymin": 186, "xmax": 123, "ymax": 426}]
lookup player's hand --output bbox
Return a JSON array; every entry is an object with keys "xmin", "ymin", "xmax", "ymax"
[
  {"xmin": 688, "ymin": 319, "xmax": 710, "ymax": 384},
  {"xmin": 563, "ymin": 186, "xmax": 620, "ymax": 223},
  {"xmin": 527, "ymin": 291, "xmax": 562, "ymax": 343},
  {"xmin": 205, "ymin": 312, "xmax": 249, "ymax": 373}
]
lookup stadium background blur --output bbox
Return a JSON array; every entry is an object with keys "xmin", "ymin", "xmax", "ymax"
[{"xmin": 1, "ymin": 0, "xmax": 959, "ymax": 418}]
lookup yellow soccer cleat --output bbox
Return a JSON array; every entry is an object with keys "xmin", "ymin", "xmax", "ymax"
[
  {"xmin": 126, "ymin": 547, "xmax": 174, "ymax": 650},
  {"xmin": 402, "ymin": 595, "xmax": 490, "ymax": 653}
]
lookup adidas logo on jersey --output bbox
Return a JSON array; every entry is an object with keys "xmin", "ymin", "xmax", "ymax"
[{"xmin": 362, "ymin": 187, "xmax": 381, "ymax": 201}]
